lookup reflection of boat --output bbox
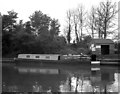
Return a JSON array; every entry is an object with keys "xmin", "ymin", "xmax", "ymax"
[
  {"xmin": 15, "ymin": 54, "xmax": 91, "ymax": 65},
  {"xmin": 17, "ymin": 67, "xmax": 59, "ymax": 74}
]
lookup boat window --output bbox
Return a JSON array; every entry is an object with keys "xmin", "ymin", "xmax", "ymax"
[
  {"xmin": 26, "ymin": 55, "xmax": 30, "ymax": 58},
  {"xmin": 46, "ymin": 56, "xmax": 50, "ymax": 59},
  {"xmin": 36, "ymin": 56, "xmax": 40, "ymax": 58}
]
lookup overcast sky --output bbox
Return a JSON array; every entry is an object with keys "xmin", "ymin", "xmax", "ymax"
[{"xmin": 0, "ymin": 0, "xmax": 119, "ymax": 32}]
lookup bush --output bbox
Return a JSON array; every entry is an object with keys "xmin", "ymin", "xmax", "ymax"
[
  {"xmin": 59, "ymin": 47, "xmax": 78, "ymax": 55},
  {"xmin": 77, "ymin": 48, "xmax": 90, "ymax": 55}
]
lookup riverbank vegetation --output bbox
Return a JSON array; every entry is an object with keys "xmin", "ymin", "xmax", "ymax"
[{"xmin": 2, "ymin": 0, "xmax": 119, "ymax": 58}]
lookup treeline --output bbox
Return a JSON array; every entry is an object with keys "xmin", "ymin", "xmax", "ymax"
[
  {"xmin": 2, "ymin": 10, "xmax": 67, "ymax": 57},
  {"xmin": 63, "ymin": 0, "xmax": 120, "ymax": 54},
  {"xmin": 64, "ymin": 0, "xmax": 118, "ymax": 43},
  {"xmin": 2, "ymin": 10, "xmax": 92, "ymax": 57},
  {"xmin": 2, "ymin": 0, "xmax": 120, "ymax": 57}
]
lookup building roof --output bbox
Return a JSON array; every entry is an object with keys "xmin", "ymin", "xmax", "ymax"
[{"xmin": 90, "ymin": 39, "xmax": 114, "ymax": 44}]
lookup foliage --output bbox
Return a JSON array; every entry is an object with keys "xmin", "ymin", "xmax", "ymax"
[
  {"xmin": 3, "ymin": 0, "xmax": 118, "ymax": 58},
  {"xmin": 2, "ymin": 10, "xmax": 18, "ymax": 31},
  {"xmin": 29, "ymin": 10, "xmax": 51, "ymax": 36},
  {"xmin": 50, "ymin": 19, "xmax": 60, "ymax": 39},
  {"xmin": 2, "ymin": 10, "xmax": 18, "ymax": 56},
  {"xmin": 59, "ymin": 47, "xmax": 78, "ymax": 55},
  {"xmin": 2, "ymin": 10, "xmax": 65, "ymax": 57}
]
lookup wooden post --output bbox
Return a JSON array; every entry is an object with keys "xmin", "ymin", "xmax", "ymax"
[
  {"xmin": 118, "ymin": 1, "xmax": 120, "ymax": 65},
  {"xmin": 0, "ymin": 13, "xmax": 2, "ymax": 94}
]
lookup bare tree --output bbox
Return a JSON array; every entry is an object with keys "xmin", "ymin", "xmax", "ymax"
[
  {"xmin": 71, "ymin": 5, "xmax": 87, "ymax": 43},
  {"xmin": 87, "ymin": 7, "xmax": 97, "ymax": 38},
  {"xmin": 72, "ymin": 10, "xmax": 79, "ymax": 43},
  {"xmin": 77, "ymin": 5, "xmax": 87, "ymax": 41},
  {"xmin": 66, "ymin": 10, "xmax": 72, "ymax": 44},
  {"xmin": 96, "ymin": 0, "xmax": 117, "ymax": 39},
  {"xmin": 87, "ymin": 1, "xmax": 117, "ymax": 39},
  {"xmin": 96, "ymin": 7, "xmax": 104, "ymax": 39}
]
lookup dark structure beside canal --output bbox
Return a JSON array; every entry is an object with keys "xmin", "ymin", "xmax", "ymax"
[
  {"xmin": 89, "ymin": 39, "xmax": 120, "ymax": 65},
  {"xmin": 89, "ymin": 39, "xmax": 115, "ymax": 56}
]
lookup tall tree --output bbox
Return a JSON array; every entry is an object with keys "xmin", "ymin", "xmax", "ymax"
[
  {"xmin": 29, "ymin": 10, "xmax": 51, "ymax": 36},
  {"xmin": 50, "ymin": 18, "xmax": 60, "ymax": 40},
  {"xmin": 96, "ymin": 0, "xmax": 117, "ymax": 39},
  {"xmin": 15, "ymin": 20, "xmax": 24, "ymax": 33},
  {"xmin": 24, "ymin": 21, "xmax": 34, "ymax": 34},
  {"xmin": 64, "ymin": 5, "xmax": 87, "ymax": 43},
  {"xmin": 87, "ymin": 7, "xmax": 97, "ymax": 38},
  {"xmin": 66, "ymin": 10, "xmax": 72, "ymax": 44},
  {"xmin": 77, "ymin": 5, "xmax": 87, "ymax": 41},
  {"xmin": 2, "ymin": 10, "xmax": 18, "ymax": 55},
  {"xmin": 73, "ymin": 10, "xmax": 79, "ymax": 43},
  {"xmin": 96, "ymin": 8, "xmax": 103, "ymax": 38},
  {"xmin": 2, "ymin": 10, "xmax": 18, "ymax": 33}
]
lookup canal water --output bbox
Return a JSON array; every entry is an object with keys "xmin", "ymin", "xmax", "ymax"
[{"xmin": 2, "ymin": 62, "xmax": 120, "ymax": 93}]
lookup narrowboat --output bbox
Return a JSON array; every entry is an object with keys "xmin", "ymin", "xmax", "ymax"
[{"xmin": 15, "ymin": 54, "xmax": 91, "ymax": 65}]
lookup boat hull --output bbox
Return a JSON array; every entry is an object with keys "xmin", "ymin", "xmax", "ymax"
[
  {"xmin": 15, "ymin": 58, "xmax": 91, "ymax": 66},
  {"xmin": 14, "ymin": 58, "xmax": 120, "ymax": 66}
]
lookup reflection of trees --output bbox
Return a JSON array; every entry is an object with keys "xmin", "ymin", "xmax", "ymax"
[
  {"xmin": 59, "ymin": 68, "xmax": 117, "ymax": 93},
  {"xmin": 90, "ymin": 69, "xmax": 116, "ymax": 93},
  {"xmin": 3, "ymin": 66, "xmax": 118, "ymax": 93},
  {"xmin": 59, "ymin": 73, "xmax": 92, "ymax": 93},
  {"xmin": 107, "ymin": 73, "xmax": 119, "ymax": 92},
  {"xmin": 100, "ymin": 71, "xmax": 115, "ymax": 93},
  {"xmin": 32, "ymin": 82, "xmax": 54, "ymax": 93},
  {"xmin": 90, "ymin": 69, "xmax": 102, "ymax": 92},
  {"xmin": 32, "ymin": 82, "xmax": 43, "ymax": 92}
]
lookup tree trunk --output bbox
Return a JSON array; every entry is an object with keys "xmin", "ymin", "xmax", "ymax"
[
  {"xmin": 92, "ymin": 25, "xmax": 94, "ymax": 38},
  {"xmin": 75, "ymin": 24, "xmax": 79, "ymax": 43},
  {"xmin": 67, "ymin": 24, "xmax": 71, "ymax": 44}
]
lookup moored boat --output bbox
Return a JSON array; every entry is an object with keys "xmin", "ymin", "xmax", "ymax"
[{"xmin": 15, "ymin": 54, "xmax": 91, "ymax": 65}]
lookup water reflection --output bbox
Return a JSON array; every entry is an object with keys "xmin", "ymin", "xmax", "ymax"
[
  {"xmin": 18, "ymin": 67, "xmax": 59, "ymax": 74},
  {"xmin": 32, "ymin": 82, "xmax": 43, "ymax": 92},
  {"xmin": 2, "ymin": 62, "xmax": 120, "ymax": 93}
]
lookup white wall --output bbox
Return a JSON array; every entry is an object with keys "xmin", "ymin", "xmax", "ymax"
[{"xmin": 18, "ymin": 54, "xmax": 60, "ymax": 60}]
